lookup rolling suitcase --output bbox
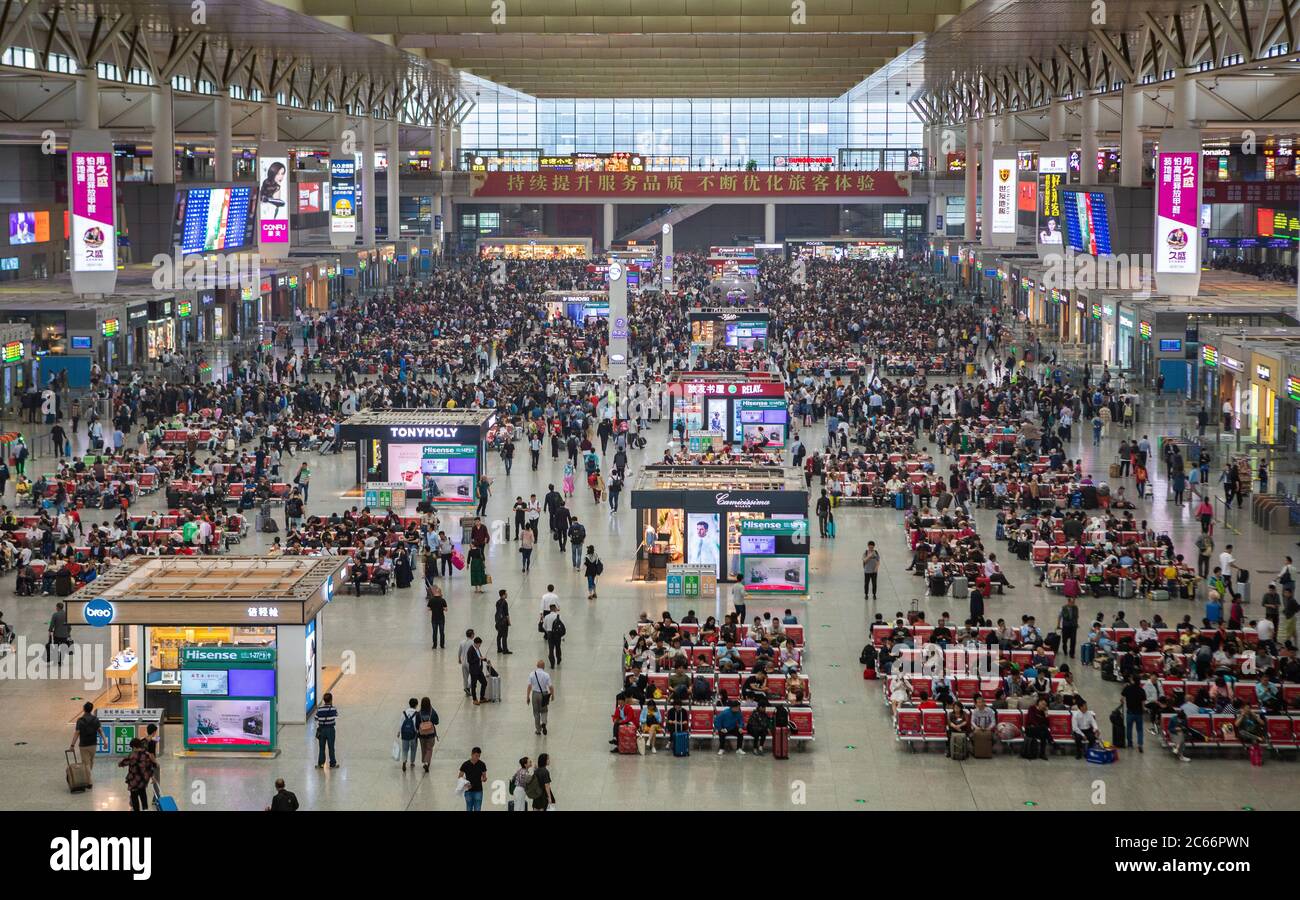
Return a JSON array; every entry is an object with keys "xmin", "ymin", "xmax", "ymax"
[
  {"xmin": 1100, "ymin": 655, "xmax": 1118, "ymax": 682},
  {"xmin": 672, "ymin": 729, "xmax": 690, "ymax": 757},
  {"xmin": 152, "ymin": 784, "xmax": 178, "ymax": 811},
  {"xmin": 971, "ymin": 728, "xmax": 994, "ymax": 759},
  {"xmin": 1249, "ymin": 744, "xmax": 1264, "ymax": 766},
  {"xmin": 950, "ymin": 576, "xmax": 969, "ymax": 600},
  {"xmin": 1118, "ymin": 578, "xmax": 1135, "ymax": 599},
  {"xmin": 1080, "ymin": 642, "xmax": 1096, "ymax": 666},
  {"xmin": 1109, "ymin": 706, "xmax": 1127, "ymax": 749},
  {"xmin": 927, "ymin": 575, "xmax": 947, "ymax": 597},
  {"xmin": 65, "ymin": 749, "xmax": 90, "ymax": 793},
  {"xmin": 772, "ymin": 726, "xmax": 790, "ymax": 759},
  {"xmin": 485, "ymin": 675, "xmax": 501, "ymax": 702},
  {"xmin": 617, "ymin": 723, "xmax": 638, "ymax": 754},
  {"xmin": 1109, "ymin": 462, "xmax": 1122, "ymax": 478},
  {"xmin": 948, "ymin": 733, "xmax": 969, "ymax": 760}
]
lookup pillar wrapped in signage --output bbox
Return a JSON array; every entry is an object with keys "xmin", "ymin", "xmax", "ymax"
[
  {"xmin": 329, "ymin": 145, "xmax": 356, "ymax": 249},
  {"xmin": 661, "ymin": 223, "xmax": 674, "ymax": 292},
  {"xmin": 1036, "ymin": 141, "xmax": 1069, "ymax": 259},
  {"xmin": 257, "ymin": 141, "xmax": 291, "ymax": 259},
  {"xmin": 988, "ymin": 144, "xmax": 1018, "ymax": 249},
  {"xmin": 68, "ymin": 130, "xmax": 117, "ymax": 295},
  {"xmin": 1153, "ymin": 128, "xmax": 1202, "ymax": 298},
  {"xmin": 608, "ymin": 260, "xmax": 629, "ymax": 381}
]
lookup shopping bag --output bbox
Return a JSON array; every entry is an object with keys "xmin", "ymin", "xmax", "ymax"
[
  {"xmin": 392, "ymin": 740, "xmax": 401, "ymax": 761},
  {"xmin": 450, "ymin": 549, "xmax": 465, "ymax": 571}
]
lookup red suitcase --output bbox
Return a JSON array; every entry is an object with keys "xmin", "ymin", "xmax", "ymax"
[
  {"xmin": 863, "ymin": 667, "xmax": 877, "ymax": 680},
  {"xmin": 772, "ymin": 726, "xmax": 790, "ymax": 759},
  {"xmin": 617, "ymin": 723, "xmax": 638, "ymax": 755},
  {"xmin": 1249, "ymin": 744, "xmax": 1264, "ymax": 767}
]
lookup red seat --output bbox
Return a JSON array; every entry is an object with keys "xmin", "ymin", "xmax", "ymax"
[
  {"xmin": 871, "ymin": 625, "xmax": 891, "ymax": 647},
  {"xmin": 787, "ymin": 708, "xmax": 813, "ymax": 739},
  {"xmin": 1140, "ymin": 653, "xmax": 1161, "ymax": 674},
  {"xmin": 688, "ymin": 707, "xmax": 715, "ymax": 737},
  {"xmin": 1233, "ymin": 682, "xmax": 1257, "ymax": 703},
  {"xmin": 1160, "ymin": 679, "xmax": 1185, "ymax": 699},
  {"xmin": 736, "ymin": 647, "xmax": 758, "ymax": 669},
  {"xmin": 995, "ymin": 709, "xmax": 1024, "ymax": 730},
  {"xmin": 1265, "ymin": 716, "xmax": 1295, "ymax": 747},
  {"xmin": 1046, "ymin": 710, "xmax": 1071, "ymax": 740},
  {"xmin": 1284, "ymin": 685, "xmax": 1300, "ymax": 708},
  {"xmin": 1212, "ymin": 714, "xmax": 1240, "ymax": 744},
  {"xmin": 908, "ymin": 675, "xmax": 933, "ymax": 700},
  {"xmin": 766, "ymin": 674, "xmax": 786, "ymax": 695},
  {"xmin": 896, "ymin": 709, "xmax": 923, "ymax": 735},
  {"xmin": 1187, "ymin": 714, "xmax": 1213, "ymax": 744},
  {"xmin": 921, "ymin": 709, "xmax": 947, "ymax": 740},
  {"xmin": 954, "ymin": 676, "xmax": 980, "ymax": 701},
  {"xmin": 716, "ymin": 674, "xmax": 740, "ymax": 701},
  {"xmin": 687, "ymin": 647, "xmax": 713, "ymax": 667}
]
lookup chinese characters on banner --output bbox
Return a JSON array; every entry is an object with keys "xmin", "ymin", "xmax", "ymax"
[
  {"xmin": 257, "ymin": 154, "xmax": 290, "ymax": 246},
  {"xmin": 469, "ymin": 170, "xmax": 912, "ymax": 199},
  {"xmin": 1156, "ymin": 151, "xmax": 1200, "ymax": 274},
  {"xmin": 991, "ymin": 165, "xmax": 1016, "ymax": 234},
  {"xmin": 70, "ymin": 151, "xmax": 114, "ymax": 272}
]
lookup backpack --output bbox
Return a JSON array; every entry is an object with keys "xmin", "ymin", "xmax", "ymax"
[
  {"xmin": 692, "ymin": 675, "xmax": 712, "ymax": 701},
  {"xmin": 593, "ymin": 558, "xmax": 604, "ymax": 576},
  {"xmin": 400, "ymin": 711, "xmax": 417, "ymax": 740},
  {"xmin": 552, "ymin": 616, "xmax": 567, "ymax": 638},
  {"xmin": 859, "ymin": 644, "xmax": 877, "ymax": 666},
  {"xmin": 524, "ymin": 772, "xmax": 544, "ymax": 801}
]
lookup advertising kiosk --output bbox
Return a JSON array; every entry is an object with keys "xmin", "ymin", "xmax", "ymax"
[
  {"xmin": 688, "ymin": 308, "xmax": 772, "ymax": 353},
  {"xmin": 631, "ymin": 465, "xmax": 807, "ymax": 582},
  {"xmin": 66, "ymin": 556, "xmax": 347, "ymax": 730},
  {"xmin": 667, "ymin": 372, "xmax": 788, "ymax": 448},
  {"xmin": 340, "ymin": 409, "xmax": 496, "ymax": 503},
  {"xmin": 737, "ymin": 518, "xmax": 812, "ymax": 596},
  {"xmin": 541, "ymin": 289, "xmax": 609, "ymax": 324}
]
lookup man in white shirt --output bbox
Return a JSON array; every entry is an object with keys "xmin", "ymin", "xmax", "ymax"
[
  {"xmin": 1071, "ymin": 700, "xmax": 1100, "ymax": 759},
  {"xmin": 690, "ymin": 518, "xmax": 719, "ymax": 571},
  {"xmin": 1257, "ymin": 616, "xmax": 1276, "ymax": 647},
  {"xmin": 539, "ymin": 584, "xmax": 559, "ymax": 617},
  {"xmin": 1133, "ymin": 620, "xmax": 1158, "ymax": 648},
  {"xmin": 525, "ymin": 661, "xmax": 554, "ymax": 736},
  {"xmin": 1219, "ymin": 546, "xmax": 1237, "ymax": 594}
]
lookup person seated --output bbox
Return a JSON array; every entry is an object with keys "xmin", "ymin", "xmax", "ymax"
[
  {"xmin": 713, "ymin": 701, "xmax": 746, "ymax": 755},
  {"xmin": 741, "ymin": 670, "xmax": 770, "ymax": 702},
  {"xmin": 945, "ymin": 701, "xmax": 972, "ymax": 756},
  {"xmin": 1235, "ymin": 703, "xmax": 1271, "ymax": 751},
  {"xmin": 746, "ymin": 703, "xmax": 772, "ymax": 755},
  {"xmin": 753, "ymin": 638, "xmax": 776, "ymax": 671},
  {"xmin": 667, "ymin": 663, "xmax": 691, "ymax": 701},
  {"xmin": 786, "ymin": 672, "xmax": 809, "ymax": 705},
  {"xmin": 970, "ymin": 693, "xmax": 996, "ymax": 733},
  {"xmin": 639, "ymin": 699, "xmax": 663, "ymax": 752},
  {"xmin": 699, "ymin": 616, "xmax": 719, "ymax": 643},
  {"xmin": 716, "ymin": 640, "xmax": 741, "ymax": 672}
]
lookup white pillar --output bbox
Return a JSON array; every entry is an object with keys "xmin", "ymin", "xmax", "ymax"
[
  {"xmin": 151, "ymin": 85, "xmax": 174, "ymax": 184},
  {"xmin": 1048, "ymin": 99, "xmax": 1066, "ymax": 142},
  {"xmin": 1080, "ymin": 94, "xmax": 1099, "ymax": 187},
  {"xmin": 78, "ymin": 67, "xmax": 99, "ymax": 129},
  {"xmin": 1172, "ymin": 69, "xmax": 1197, "ymax": 129},
  {"xmin": 260, "ymin": 101, "xmax": 278, "ymax": 141},
  {"xmin": 980, "ymin": 117, "xmax": 998, "ymax": 247},
  {"xmin": 603, "ymin": 202, "xmax": 615, "ymax": 249},
  {"xmin": 964, "ymin": 119, "xmax": 978, "ymax": 241},
  {"xmin": 215, "ymin": 89, "xmax": 233, "ymax": 182},
  {"xmin": 661, "ymin": 223, "xmax": 674, "ymax": 291},
  {"xmin": 450, "ymin": 126, "xmax": 461, "ymax": 168},
  {"xmin": 1120, "ymin": 86, "xmax": 1143, "ymax": 187},
  {"xmin": 764, "ymin": 203, "xmax": 776, "ymax": 244},
  {"xmin": 386, "ymin": 120, "xmax": 400, "ymax": 242},
  {"xmin": 360, "ymin": 118, "xmax": 376, "ymax": 246},
  {"xmin": 442, "ymin": 124, "xmax": 455, "ymax": 172},
  {"xmin": 431, "ymin": 123, "xmax": 444, "ymax": 173}
]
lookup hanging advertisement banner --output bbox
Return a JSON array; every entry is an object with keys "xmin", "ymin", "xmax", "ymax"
[
  {"xmin": 1153, "ymin": 128, "xmax": 1203, "ymax": 298},
  {"xmin": 68, "ymin": 131, "xmax": 118, "ymax": 295},
  {"xmin": 257, "ymin": 143, "xmax": 290, "ymax": 257},
  {"xmin": 990, "ymin": 146, "xmax": 1017, "ymax": 241},
  {"xmin": 1155, "ymin": 150, "xmax": 1199, "ymax": 274},
  {"xmin": 330, "ymin": 151, "xmax": 356, "ymax": 243}
]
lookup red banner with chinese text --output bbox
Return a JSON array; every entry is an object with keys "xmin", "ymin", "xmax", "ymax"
[{"xmin": 469, "ymin": 170, "xmax": 912, "ymax": 199}]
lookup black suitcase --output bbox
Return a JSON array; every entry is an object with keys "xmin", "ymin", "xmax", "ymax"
[
  {"xmin": 928, "ymin": 575, "xmax": 947, "ymax": 596},
  {"xmin": 1100, "ymin": 655, "xmax": 1118, "ymax": 682},
  {"xmin": 1109, "ymin": 706, "xmax": 1127, "ymax": 749}
]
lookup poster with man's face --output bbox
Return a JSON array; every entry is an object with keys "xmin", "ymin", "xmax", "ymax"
[{"xmin": 686, "ymin": 513, "xmax": 720, "ymax": 576}]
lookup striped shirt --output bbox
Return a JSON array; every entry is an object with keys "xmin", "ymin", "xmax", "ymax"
[{"xmin": 314, "ymin": 704, "xmax": 338, "ymax": 727}]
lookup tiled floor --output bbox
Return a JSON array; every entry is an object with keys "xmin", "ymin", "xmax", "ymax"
[{"xmin": 2, "ymin": 363, "xmax": 1299, "ymax": 811}]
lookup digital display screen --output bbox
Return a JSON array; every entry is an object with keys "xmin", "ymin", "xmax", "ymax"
[
  {"xmin": 9, "ymin": 210, "xmax": 49, "ymax": 244},
  {"xmin": 723, "ymin": 321, "xmax": 768, "ymax": 348},
  {"xmin": 686, "ymin": 513, "xmax": 721, "ymax": 577},
  {"xmin": 185, "ymin": 698, "xmax": 273, "ymax": 748},
  {"xmin": 732, "ymin": 400, "xmax": 787, "ymax": 448},
  {"xmin": 227, "ymin": 667, "xmax": 276, "ymax": 697},
  {"xmin": 739, "ymin": 535, "xmax": 776, "ymax": 555},
  {"xmin": 743, "ymin": 555, "xmax": 808, "ymax": 593},
  {"xmin": 1061, "ymin": 189, "xmax": 1113, "ymax": 255},
  {"xmin": 70, "ymin": 336, "xmax": 92, "ymax": 350},
  {"xmin": 298, "ymin": 183, "xmax": 322, "ymax": 213},
  {"xmin": 1159, "ymin": 339, "xmax": 1182, "ymax": 352},
  {"xmin": 101, "ymin": 318, "xmax": 119, "ymax": 337},
  {"xmin": 385, "ymin": 443, "xmax": 477, "ymax": 503},
  {"xmin": 2, "ymin": 341, "xmax": 22, "ymax": 363},
  {"xmin": 181, "ymin": 670, "xmax": 228, "ymax": 696},
  {"xmin": 175, "ymin": 186, "xmax": 254, "ymax": 254}
]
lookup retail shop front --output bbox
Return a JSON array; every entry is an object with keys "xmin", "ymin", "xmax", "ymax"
[
  {"xmin": 666, "ymin": 372, "xmax": 788, "ymax": 447},
  {"xmin": 1198, "ymin": 338, "xmax": 1248, "ymax": 434},
  {"xmin": 339, "ymin": 409, "xmax": 495, "ymax": 503},
  {"xmin": 541, "ymin": 290, "xmax": 608, "ymax": 325},
  {"xmin": 630, "ymin": 466, "xmax": 808, "ymax": 583},
  {"xmin": 1283, "ymin": 357, "xmax": 1300, "ymax": 451},
  {"xmin": 67, "ymin": 556, "xmax": 347, "ymax": 734},
  {"xmin": 1250, "ymin": 349, "xmax": 1284, "ymax": 444}
]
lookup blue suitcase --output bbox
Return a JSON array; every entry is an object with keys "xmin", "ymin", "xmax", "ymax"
[
  {"xmin": 152, "ymin": 785, "xmax": 178, "ymax": 812},
  {"xmin": 672, "ymin": 730, "xmax": 689, "ymax": 757},
  {"xmin": 1080, "ymin": 643, "xmax": 1096, "ymax": 666}
]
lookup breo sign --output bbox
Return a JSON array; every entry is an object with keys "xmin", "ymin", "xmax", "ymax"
[{"xmin": 84, "ymin": 597, "xmax": 114, "ymax": 627}]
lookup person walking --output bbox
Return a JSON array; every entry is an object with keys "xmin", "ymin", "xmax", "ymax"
[
  {"xmin": 1195, "ymin": 531, "xmax": 1213, "ymax": 579},
  {"xmin": 69, "ymin": 701, "xmax": 100, "ymax": 789},
  {"xmin": 414, "ymin": 697, "xmax": 438, "ymax": 772},
  {"xmin": 816, "ymin": 489, "xmax": 831, "ymax": 538},
  {"xmin": 1058, "ymin": 596, "xmax": 1080, "ymax": 659},
  {"xmin": 583, "ymin": 544, "xmax": 603, "ymax": 600},
  {"xmin": 265, "ymin": 778, "xmax": 299, "ymax": 811},
  {"xmin": 512, "ymin": 757, "xmax": 534, "ymax": 811},
  {"xmin": 398, "ymin": 698, "xmax": 419, "ymax": 772},
  {"xmin": 468, "ymin": 542, "xmax": 488, "ymax": 594},
  {"xmin": 526, "ymin": 660, "xmax": 554, "ymax": 736},
  {"xmin": 475, "ymin": 475, "xmax": 491, "ymax": 517},
  {"xmin": 519, "ymin": 525, "xmax": 535, "ymax": 573},
  {"xmin": 117, "ymin": 738, "xmax": 157, "ymax": 811},
  {"xmin": 458, "ymin": 748, "xmax": 487, "ymax": 812},
  {"xmin": 427, "ymin": 583, "xmax": 447, "ymax": 650},
  {"xmin": 436, "ymin": 531, "xmax": 455, "ymax": 577},
  {"xmin": 494, "ymin": 589, "xmax": 512, "ymax": 654},
  {"xmin": 1121, "ymin": 674, "xmax": 1147, "ymax": 754},
  {"xmin": 313, "ymin": 692, "xmax": 339, "ymax": 768},
  {"xmin": 512, "ymin": 496, "xmax": 527, "ymax": 541},
  {"xmin": 530, "ymin": 752, "xmax": 555, "ymax": 811},
  {"xmin": 293, "ymin": 462, "xmax": 311, "ymax": 502},
  {"xmin": 542, "ymin": 603, "xmax": 565, "ymax": 668},
  {"xmin": 862, "ymin": 541, "xmax": 880, "ymax": 600},
  {"xmin": 567, "ymin": 516, "xmax": 586, "ymax": 570},
  {"xmin": 457, "ymin": 629, "xmax": 476, "ymax": 696},
  {"xmin": 46, "ymin": 600, "xmax": 73, "ymax": 664}
]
